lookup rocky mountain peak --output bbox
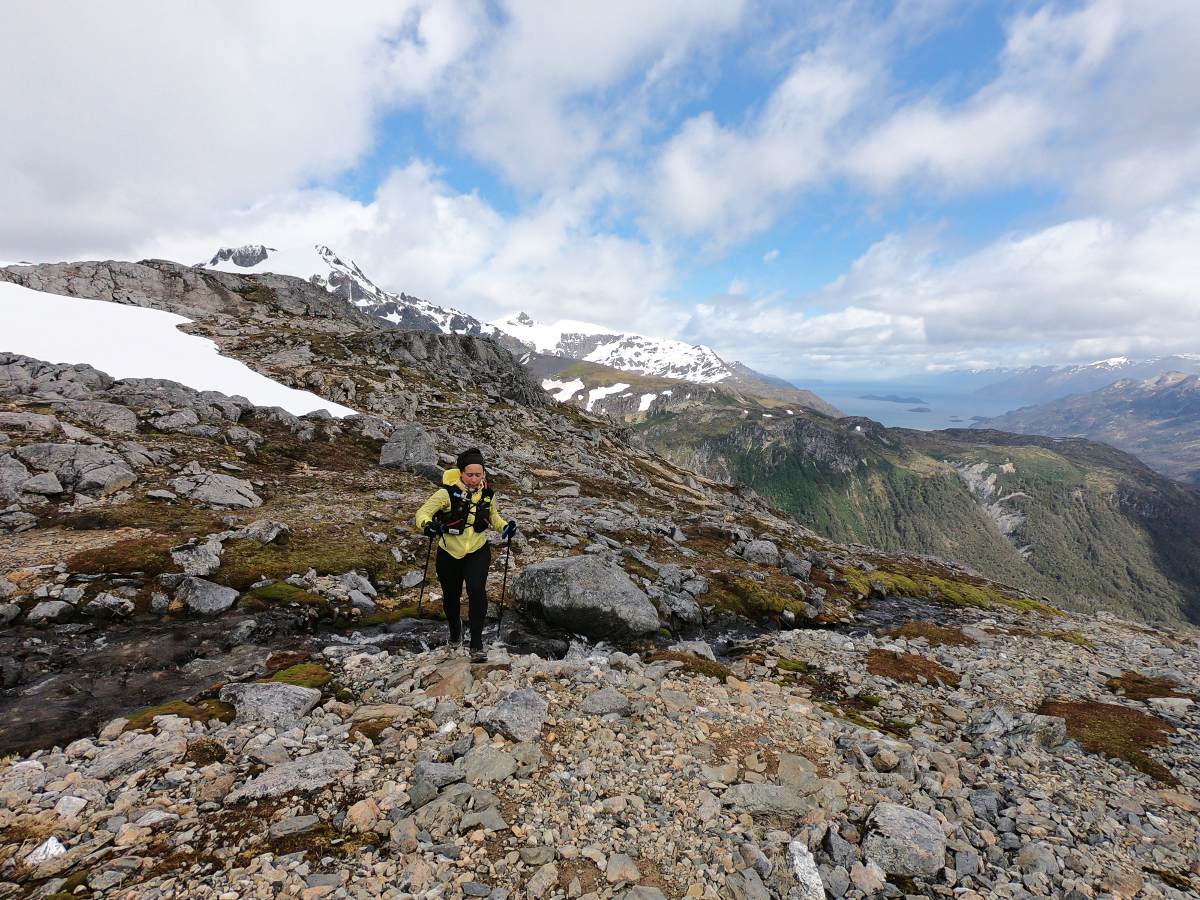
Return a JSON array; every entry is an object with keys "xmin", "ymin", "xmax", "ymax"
[{"xmin": 201, "ymin": 244, "xmax": 273, "ymax": 268}]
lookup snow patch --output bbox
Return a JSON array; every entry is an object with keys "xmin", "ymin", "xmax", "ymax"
[
  {"xmin": 542, "ymin": 378, "xmax": 585, "ymax": 402},
  {"xmin": 0, "ymin": 282, "xmax": 356, "ymax": 417},
  {"xmin": 638, "ymin": 393, "xmax": 658, "ymax": 412},
  {"xmin": 585, "ymin": 382, "xmax": 630, "ymax": 411}
]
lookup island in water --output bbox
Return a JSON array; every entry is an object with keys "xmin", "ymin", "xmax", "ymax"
[{"xmin": 860, "ymin": 393, "xmax": 927, "ymax": 404}]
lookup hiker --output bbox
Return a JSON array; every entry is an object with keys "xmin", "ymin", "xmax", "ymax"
[{"xmin": 415, "ymin": 448, "xmax": 516, "ymax": 661}]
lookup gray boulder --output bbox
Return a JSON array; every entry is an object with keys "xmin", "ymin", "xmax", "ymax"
[
  {"xmin": 85, "ymin": 592, "xmax": 135, "ymax": 619},
  {"xmin": 0, "ymin": 455, "xmax": 32, "ymax": 502},
  {"xmin": 742, "ymin": 539, "xmax": 780, "ymax": 567},
  {"xmin": 219, "ymin": 682, "xmax": 322, "ymax": 728},
  {"xmin": 225, "ymin": 748, "xmax": 353, "ymax": 803},
  {"xmin": 782, "ymin": 551, "xmax": 812, "ymax": 580},
  {"xmin": 0, "ymin": 603, "xmax": 21, "ymax": 626},
  {"xmin": 0, "ymin": 411, "xmax": 59, "ymax": 433},
  {"xmin": 480, "ymin": 688, "xmax": 548, "ymax": 743},
  {"xmin": 152, "ymin": 408, "xmax": 201, "ymax": 432},
  {"xmin": 26, "ymin": 600, "xmax": 74, "ymax": 625},
  {"xmin": 14, "ymin": 444, "xmax": 135, "ymax": 495},
  {"xmin": 170, "ymin": 539, "xmax": 224, "ymax": 576},
  {"xmin": 20, "ymin": 472, "xmax": 64, "ymax": 495},
  {"xmin": 722, "ymin": 783, "xmax": 812, "ymax": 821},
  {"xmin": 581, "ymin": 687, "xmax": 631, "ymax": 716},
  {"xmin": 862, "ymin": 803, "xmax": 947, "ymax": 876},
  {"xmin": 379, "ymin": 424, "xmax": 439, "ymax": 478},
  {"xmin": 228, "ymin": 519, "xmax": 289, "ymax": 544},
  {"xmin": 512, "ymin": 555, "xmax": 660, "ymax": 640},
  {"xmin": 63, "ymin": 400, "xmax": 138, "ymax": 434},
  {"xmin": 175, "ymin": 577, "xmax": 238, "ymax": 615},
  {"xmin": 172, "ymin": 471, "xmax": 262, "ymax": 508}
]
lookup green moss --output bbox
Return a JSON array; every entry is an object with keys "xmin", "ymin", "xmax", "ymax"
[
  {"xmin": 54, "ymin": 500, "xmax": 223, "ymax": 534},
  {"xmin": 218, "ymin": 532, "xmax": 403, "ymax": 591},
  {"xmin": 1038, "ymin": 698, "xmax": 1177, "ymax": 783},
  {"xmin": 705, "ymin": 570, "xmax": 811, "ymax": 619},
  {"xmin": 66, "ymin": 535, "xmax": 177, "ymax": 576},
  {"xmin": 845, "ymin": 566, "xmax": 1061, "ymax": 617},
  {"xmin": 124, "ymin": 699, "xmax": 235, "ymax": 732},
  {"xmin": 776, "ymin": 658, "xmax": 810, "ymax": 673},
  {"xmin": 622, "ymin": 558, "xmax": 659, "ymax": 582},
  {"xmin": 268, "ymin": 663, "xmax": 332, "ymax": 689},
  {"xmin": 1042, "ymin": 630, "xmax": 1096, "ymax": 649},
  {"xmin": 353, "ymin": 604, "xmax": 445, "ymax": 627}
]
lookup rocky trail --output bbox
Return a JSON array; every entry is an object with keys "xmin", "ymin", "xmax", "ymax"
[{"xmin": 1, "ymin": 261, "xmax": 1199, "ymax": 898}]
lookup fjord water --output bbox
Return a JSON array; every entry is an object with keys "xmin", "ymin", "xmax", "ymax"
[{"xmin": 800, "ymin": 379, "xmax": 1018, "ymax": 429}]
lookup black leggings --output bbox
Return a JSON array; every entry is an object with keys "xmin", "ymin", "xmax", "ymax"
[{"xmin": 436, "ymin": 544, "xmax": 491, "ymax": 646}]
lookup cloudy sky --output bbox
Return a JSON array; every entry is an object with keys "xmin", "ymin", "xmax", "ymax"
[{"xmin": 3, "ymin": 0, "xmax": 1199, "ymax": 380}]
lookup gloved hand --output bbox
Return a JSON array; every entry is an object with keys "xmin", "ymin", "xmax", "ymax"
[
  {"xmin": 423, "ymin": 521, "xmax": 445, "ymax": 538},
  {"xmin": 501, "ymin": 521, "xmax": 517, "ymax": 540}
]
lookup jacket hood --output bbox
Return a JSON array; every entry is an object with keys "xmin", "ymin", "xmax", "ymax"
[{"xmin": 442, "ymin": 467, "xmax": 461, "ymax": 486}]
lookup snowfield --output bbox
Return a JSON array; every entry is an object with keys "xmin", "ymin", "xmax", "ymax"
[{"xmin": 0, "ymin": 282, "xmax": 356, "ymax": 417}]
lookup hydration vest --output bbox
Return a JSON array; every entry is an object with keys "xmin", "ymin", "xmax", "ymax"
[{"xmin": 437, "ymin": 484, "xmax": 494, "ymax": 535}]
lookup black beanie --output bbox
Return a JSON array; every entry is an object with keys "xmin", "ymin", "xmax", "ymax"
[{"xmin": 456, "ymin": 448, "xmax": 485, "ymax": 470}]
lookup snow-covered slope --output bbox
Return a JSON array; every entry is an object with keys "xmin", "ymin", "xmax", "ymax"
[
  {"xmin": 970, "ymin": 355, "xmax": 1200, "ymax": 407},
  {"xmin": 197, "ymin": 244, "xmax": 837, "ymax": 412},
  {"xmin": 493, "ymin": 312, "xmax": 733, "ymax": 383},
  {"xmin": 0, "ymin": 282, "xmax": 355, "ymax": 417},
  {"xmin": 200, "ymin": 244, "xmax": 496, "ymax": 337}
]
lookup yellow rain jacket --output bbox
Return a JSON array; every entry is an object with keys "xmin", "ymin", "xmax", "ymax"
[{"xmin": 415, "ymin": 468, "xmax": 509, "ymax": 559}]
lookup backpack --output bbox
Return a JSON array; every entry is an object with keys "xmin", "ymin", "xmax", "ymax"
[{"xmin": 436, "ymin": 484, "xmax": 494, "ymax": 535}]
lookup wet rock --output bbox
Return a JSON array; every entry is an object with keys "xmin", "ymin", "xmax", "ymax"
[
  {"xmin": 26, "ymin": 600, "xmax": 74, "ymax": 625},
  {"xmin": 862, "ymin": 803, "xmax": 946, "ymax": 876},
  {"xmin": 219, "ymin": 682, "xmax": 322, "ymax": 728},
  {"xmin": 85, "ymin": 592, "xmax": 135, "ymax": 619},
  {"xmin": 512, "ymin": 554, "xmax": 659, "ymax": 640}
]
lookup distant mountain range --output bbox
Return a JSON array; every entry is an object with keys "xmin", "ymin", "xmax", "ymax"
[
  {"xmin": 199, "ymin": 243, "xmax": 838, "ymax": 414},
  {"xmin": 977, "ymin": 372, "xmax": 1200, "ymax": 485},
  {"xmin": 967, "ymin": 355, "xmax": 1200, "ymax": 407}
]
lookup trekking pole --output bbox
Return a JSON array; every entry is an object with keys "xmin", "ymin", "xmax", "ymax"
[
  {"xmin": 496, "ymin": 532, "xmax": 513, "ymax": 635},
  {"xmin": 416, "ymin": 533, "xmax": 434, "ymax": 614}
]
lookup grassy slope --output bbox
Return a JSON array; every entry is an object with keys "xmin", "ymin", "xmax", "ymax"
[{"xmin": 635, "ymin": 410, "xmax": 1200, "ymax": 623}]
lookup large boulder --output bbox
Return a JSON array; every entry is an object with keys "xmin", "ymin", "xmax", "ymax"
[
  {"xmin": 743, "ymin": 539, "xmax": 780, "ymax": 566},
  {"xmin": 511, "ymin": 555, "xmax": 660, "ymax": 641},
  {"xmin": 62, "ymin": 400, "xmax": 138, "ymax": 435},
  {"xmin": 225, "ymin": 748, "xmax": 353, "ymax": 803},
  {"xmin": 175, "ymin": 577, "xmax": 238, "ymax": 615},
  {"xmin": 14, "ymin": 444, "xmax": 135, "ymax": 496},
  {"xmin": 379, "ymin": 424, "xmax": 439, "ymax": 479},
  {"xmin": 26, "ymin": 600, "xmax": 74, "ymax": 625},
  {"xmin": 862, "ymin": 803, "xmax": 947, "ymax": 876},
  {"xmin": 220, "ymin": 682, "xmax": 322, "ymax": 728},
  {"xmin": 172, "ymin": 471, "xmax": 262, "ymax": 508}
]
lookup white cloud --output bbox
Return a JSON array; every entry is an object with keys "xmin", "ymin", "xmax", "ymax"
[
  {"xmin": 653, "ymin": 54, "xmax": 865, "ymax": 240},
  {"xmin": 706, "ymin": 199, "xmax": 1200, "ymax": 376},
  {"xmin": 0, "ymin": 1, "xmax": 468, "ymax": 260},
  {"xmin": 443, "ymin": 0, "xmax": 747, "ymax": 189},
  {"xmin": 763, "ymin": 248, "xmax": 780, "ymax": 263}
]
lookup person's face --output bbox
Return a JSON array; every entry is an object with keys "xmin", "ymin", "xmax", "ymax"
[{"xmin": 462, "ymin": 463, "xmax": 485, "ymax": 490}]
